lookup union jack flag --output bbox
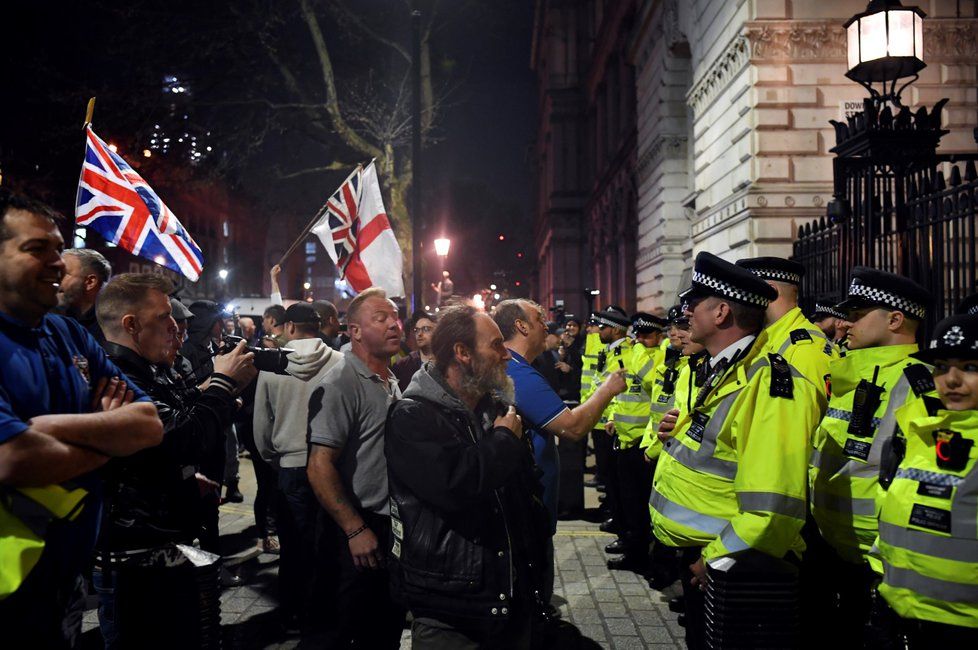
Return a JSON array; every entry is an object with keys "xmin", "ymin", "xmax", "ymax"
[
  {"xmin": 323, "ymin": 167, "xmax": 362, "ymax": 275},
  {"xmin": 75, "ymin": 126, "xmax": 204, "ymax": 281}
]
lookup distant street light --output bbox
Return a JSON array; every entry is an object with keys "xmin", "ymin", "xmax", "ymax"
[
  {"xmin": 490, "ymin": 283, "xmax": 497, "ymax": 291},
  {"xmin": 303, "ymin": 281, "xmax": 312, "ymax": 290},
  {"xmin": 218, "ymin": 268, "xmax": 229, "ymax": 280},
  {"xmin": 845, "ymin": 0, "xmax": 925, "ymax": 105},
  {"xmin": 434, "ymin": 237, "xmax": 451, "ymax": 257}
]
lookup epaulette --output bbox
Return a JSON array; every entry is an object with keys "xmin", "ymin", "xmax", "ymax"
[
  {"xmin": 903, "ymin": 363, "xmax": 935, "ymax": 398},
  {"xmin": 768, "ymin": 353, "xmax": 794, "ymax": 398},
  {"xmin": 922, "ymin": 395, "xmax": 944, "ymax": 417},
  {"xmin": 789, "ymin": 329, "xmax": 813, "ymax": 345}
]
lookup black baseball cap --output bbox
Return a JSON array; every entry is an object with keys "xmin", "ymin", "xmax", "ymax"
[{"xmin": 284, "ymin": 303, "xmax": 322, "ymax": 325}]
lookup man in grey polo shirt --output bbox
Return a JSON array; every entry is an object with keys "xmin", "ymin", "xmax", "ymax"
[{"xmin": 306, "ymin": 287, "xmax": 405, "ymax": 648}]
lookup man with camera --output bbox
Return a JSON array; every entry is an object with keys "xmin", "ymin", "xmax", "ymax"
[
  {"xmin": 94, "ymin": 273, "xmax": 257, "ymax": 647},
  {"xmin": 386, "ymin": 304, "xmax": 551, "ymax": 649},
  {"xmin": 253, "ymin": 302, "xmax": 341, "ymax": 634}
]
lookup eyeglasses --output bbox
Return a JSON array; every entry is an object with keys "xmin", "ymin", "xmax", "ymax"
[{"xmin": 413, "ymin": 326, "xmax": 434, "ymax": 334}]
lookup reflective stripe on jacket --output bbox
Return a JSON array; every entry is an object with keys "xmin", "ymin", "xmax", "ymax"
[
  {"xmin": 0, "ymin": 484, "xmax": 88, "ymax": 599},
  {"xmin": 650, "ymin": 330, "xmax": 823, "ymax": 561},
  {"xmin": 609, "ymin": 343, "xmax": 661, "ymax": 448},
  {"xmin": 809, "ymin": 344, "xmax": 933, "ymax": 563},
  {"xmin": 877, "ymin": 408, "xmax": 978, "ymax": 628}
]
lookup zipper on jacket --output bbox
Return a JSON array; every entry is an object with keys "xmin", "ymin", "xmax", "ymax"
[{"xmin": 463, "ymin": 413, "xmax": 514, "ymax": 600}]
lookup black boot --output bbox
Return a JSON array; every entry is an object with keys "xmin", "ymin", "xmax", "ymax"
[
  {"xmin": 224, "ymin": 479, "xmax": 244, "ymax": 503},
  {"xmin": 607, "ymin": 554, "xmax": 649, "ymax": 573},
  {"xmin": 604, "ymin": 538, "xmax": 626, "ymax": 554},
  {"xmin": 599, "ymin": 518, "xmax": 619, "ymax": 534}
]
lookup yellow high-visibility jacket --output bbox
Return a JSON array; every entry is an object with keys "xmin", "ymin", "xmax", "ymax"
[
  {"xmin": 877, "ymin": 407, "xmax": 978, "ymax": 628},
  {"xmin": 809, "ymin": 344, "xmax": 935, "ymax": 564},
  {"xmin": 761, "ymin": 306, "xmax": 836, "ymax": 411},
  {"xmin": 608, "ymin": 342, "xmax": 662, "ymax": 448},
  {"xmin": 650, "ymin": 330, "xmax": 824, "ymax": 561},
  {"xmin": 579, "ymin": 332, "xmax": 602, "ymax": 404}
]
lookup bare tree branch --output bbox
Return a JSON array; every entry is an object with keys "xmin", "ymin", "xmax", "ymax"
[
  {"xmin": 330, "ymin": 0, "xmax": 411, "ymax": 63},
  {"xmin": 276, "ymin": 161, "xmax": 353, "ymax": 179}
]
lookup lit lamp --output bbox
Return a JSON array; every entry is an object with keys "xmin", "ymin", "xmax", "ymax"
[
  {"xmin": 844, "ymin": 0, "xmax": 925, "ymax": 106},
  {"xmin": 434, "ymin": 237, "xmax": 451, "ymax": 257}
]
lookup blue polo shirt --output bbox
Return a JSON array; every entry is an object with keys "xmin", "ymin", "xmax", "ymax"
[
  {"xmin": 505, "ymin": 349, "xmax": 568, "ymax": 534},
  {"xmin": 0, "ymin": 310, "xmax": 149, "ymax": 578}
]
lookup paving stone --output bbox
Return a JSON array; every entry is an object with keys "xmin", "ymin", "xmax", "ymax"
[
  {"xmin": 612, "ymin": 637, "xmax": 649, "ymax": 649},
  {"xmin": 597, "ymin": 602, "xmax": 629, "ymax": 618},
  {"xmin": 593, "ymin": 589, "xmax": 623, "ymax": 603},
  {"xmin": 631, "ymin": 608, "xmax": 666, "ymax": 626},
  {"xmin": 563, "ymin": 581, "xmax": 592, "ymax": 595},
  {"xmin": 624, "ymin": 594, "xmax": 658, "ymax": 610},
  {"xmin": 639, "ymin": 625, "xmax": 676, "ymax": 643},
  {"xmin": 617, "ymin": 582, "xmax": 648, "ymax": 595},
  {"xmin": 576, "ymin": 624, "xmax": 608, "ymax": 643},
  {"xmin": 220, "ymin": 597, "xmax": 255, "ymax": 613},
  {"xmin": 606, "ymin": 618, "xmax": 638, "ymax": 636},
  {"xmin": 570, "ymin": 607, "xmax": 602, "ymax": 624}
]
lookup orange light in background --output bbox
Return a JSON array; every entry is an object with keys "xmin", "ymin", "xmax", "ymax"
[
  {"xmin": 142, "ymin": 149, "xmax": 152, "ymax": 158},
  {"xmin": 498, "ymin": 234, "xmax": 505, "ymax": 241}
]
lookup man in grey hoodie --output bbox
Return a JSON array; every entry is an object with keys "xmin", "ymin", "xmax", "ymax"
[{"xmin": 253, "ymin": 302, "xmax": 341, "ymax": 634}]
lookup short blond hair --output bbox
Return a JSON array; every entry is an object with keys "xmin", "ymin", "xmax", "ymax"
[{"xmin": 346, "ymin": 287, "xmax": 388, "ymax": 325}]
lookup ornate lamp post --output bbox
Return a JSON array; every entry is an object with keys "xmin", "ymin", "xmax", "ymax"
[{"xmin": 844, "ymin": 0, "xmax": 926, "ymax": 107}]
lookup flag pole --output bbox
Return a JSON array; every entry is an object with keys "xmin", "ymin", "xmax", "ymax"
[
  {"xmin": 276, "ymin": 161, "xmax": 369, "ymax": 267},
  {"xmin": 73, "ymin": 97, "xmax": 97, "ymax": 246}
]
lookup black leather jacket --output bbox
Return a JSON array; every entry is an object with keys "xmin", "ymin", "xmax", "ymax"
[
  {"xmin": 385, "ymin": 365, "xmax": 550, "ymax": 629},
  {"xmin": 98, "ymin": 342, "xmax": 236, "ymax": 551}
]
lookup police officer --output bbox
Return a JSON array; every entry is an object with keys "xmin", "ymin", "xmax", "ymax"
[
  {"xmin": 805, "ymin": 267, "xmax": 935, "ymax": 648},
  {"xmin": 650, "ymin": 252, "xmax": 824, "ymax": 650},
  {"xmin": 957, "ymin": 292, "xmax": 978, "ymax": 316},
  {"xmin": 876, "ymin": 314, "xmax": 978, "ymax": 645},
  {"xmin": 737, "ymin": 256, "xmax": 837, "ymax": 394},
  {"xmin": 580, "ymin": 313, "xmax": 607, "ymax": 494},
  {"xmin": 604, "ymin": 312, "xmax": 666, "ymax": 572},
  {"xmin": 642, "ymin": 306, "xmax": 686, "ymax": 455},
  {"xmin": 810, "ymin": 303, "xmax": 847, "ymax": 344},
  {"xmin": 590, "ymin": 306, "xmax": 632, "ymax": 537}
]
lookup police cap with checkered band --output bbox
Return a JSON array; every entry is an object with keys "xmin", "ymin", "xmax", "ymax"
[
  {"xmin": 811, "ymin": 304, "xmax": 847, "ymax": 321},
  {"xmin": 735, "ymin": 256, "xmax": 805, "ymax": 286},
  {"xmin": 836, "ymin": 267, "xmax": 929, "ymax": 321},
  {"xmin": 911, "ymin": 314, "xmax": 978, "ymax": 363},
  {"xmin": 632, "ymin": 312, "xmax": 667, "ymax": 334},
  {"xmin": 681, "ymin": 252, "xmax": 778, "ymax": 309},
  {"xmin": 592, "ymin": 305, "xmax": 631, "ymax": 329},
  {"xmin": 957, "ymin": 293, "xmax": 978, "ymax": 317}
]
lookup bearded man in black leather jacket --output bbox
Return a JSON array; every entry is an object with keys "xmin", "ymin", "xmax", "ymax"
[
  {"xmin": 92, "ymin": 273, "xmax": 257, "ymax": 648},
  {"xmin": 385, "ymin": 304, "xmax": 551, "ymax": 650}
]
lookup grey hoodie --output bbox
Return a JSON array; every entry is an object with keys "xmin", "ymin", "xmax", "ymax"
[{"xmin": 253, "ymin": 337, "xmax": 341, "ymax": 468}]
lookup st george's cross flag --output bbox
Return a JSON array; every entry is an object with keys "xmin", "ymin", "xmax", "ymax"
[
  {"xmin": 75, "ymin": 126, "xmax": 204, "ymax": 281},
  {"xmin": 310, "ymin": 161, "xmax": 405, "ymax": 297}
]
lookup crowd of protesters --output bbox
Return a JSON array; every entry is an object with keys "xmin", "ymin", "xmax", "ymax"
[{"xmin": 2, "ymin": 186, "xmax": 977, "ymax": 650}]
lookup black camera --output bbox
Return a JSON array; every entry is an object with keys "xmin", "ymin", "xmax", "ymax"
[{"xmin": 220, "ymin": 335, "xmax": 292, "ymax": 375}]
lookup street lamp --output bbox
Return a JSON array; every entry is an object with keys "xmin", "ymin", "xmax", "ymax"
[
  {"xmin": 844, "ymin": 0, "xmax": 925, "ymax": 106},
  {"xmin": 218, "ymin": 268, "xmax": 229, "ymax": 280},
  {"xmin": 434, "ymin": 237, "xmax": 451, "ymax": 257},
  {"xmin": 303, "ymin": 281, "xmax": 311, "ymax": 290}
]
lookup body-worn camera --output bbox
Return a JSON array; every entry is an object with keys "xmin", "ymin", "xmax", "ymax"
[{"xmin": 220, "ymin": 335, "xmax": 292, "ymax": 375}]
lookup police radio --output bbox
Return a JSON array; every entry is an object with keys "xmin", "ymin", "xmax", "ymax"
[{"xmin": 848, "ymin": 367, "xmax": 884, "ymax": 438}]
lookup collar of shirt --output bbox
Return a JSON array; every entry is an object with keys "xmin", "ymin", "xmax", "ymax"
[
  {"xmin": 102, "ymin": 340, "xmax": 159, "ymax": 380},
  {"xmin": 0, "ymin": 308, "xmax": 55, "ymax": 340},
  {"xmin": 508, "ymin": 348, "xmax": 529, "ymax": 366},
  {"xmin": 607, "ymin": 337, "xmax": 628, "ymax": 351},
  {"xmin": 346, "ymin": 350, "xmax": 398, "ymax": 393},
  {"xmin": 711, "ymin": 334, "xmax": 756, "ymax": 369}
]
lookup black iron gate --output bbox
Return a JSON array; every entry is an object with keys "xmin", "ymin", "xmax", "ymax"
[{"xmin": 792, "ymin": 98, "xmax": 978, "ymax": 333}]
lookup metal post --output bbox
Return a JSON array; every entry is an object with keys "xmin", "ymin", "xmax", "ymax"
[{"xmin": 410, "ymin": 5, "xmax": 423, "ymax": 313}]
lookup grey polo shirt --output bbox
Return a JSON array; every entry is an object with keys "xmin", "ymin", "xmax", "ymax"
[{"xmin": 308, "ymin": 350, "xmax": 400, "ymax": 515}]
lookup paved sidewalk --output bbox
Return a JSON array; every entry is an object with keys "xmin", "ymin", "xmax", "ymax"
[{"xmin": 85, "ymin": 457, "xmax": 686, "ymax": 649}]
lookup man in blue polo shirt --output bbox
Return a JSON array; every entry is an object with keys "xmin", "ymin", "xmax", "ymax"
[
  {"xmin": 493, "ymin": 299, "xmax": 627, "ymax": 612},
  {"xmin": 0, "ymin": 189, "xmax": 162, "ymax": 647}
]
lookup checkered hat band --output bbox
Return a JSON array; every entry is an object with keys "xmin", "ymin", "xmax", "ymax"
[
  {"xmin": 594, "ymin": 315, "xmax": 628, "ymax": 329},
  {"xmin": 692, "ymin": 271, "xmax": 770, "ymax": 307},
  {"xmin": 748, "ymin": 268, "xmax": 802, "ymax": 285},
  {"xmin": 633, "ymin": 318, "xmax": 664, "ymax": 331},
  {"xmin": 848, "ymin": 282, "xmax": 926, "ymax": 319},
  {"xmin": 970, "ymin": 305, "xmax": 978, "ymax": 316},
  {"xmin": 816, "ymin": 304, "xmax": 847, "ymax": 320}
]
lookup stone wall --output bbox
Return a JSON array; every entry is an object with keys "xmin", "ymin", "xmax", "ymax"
[{"xmin": 632, "ymin": 0, "xmax": 978, "ymax": 311}]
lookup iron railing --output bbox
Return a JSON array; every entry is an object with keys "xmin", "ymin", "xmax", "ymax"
[{"xmin": 793, "ymin": 98, "xmax": 978, "ymax": 333}]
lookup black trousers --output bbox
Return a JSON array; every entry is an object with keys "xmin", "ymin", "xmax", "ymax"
[
  {"xmin": 238, "ymin": 418, "xmax": 277, "ymax": 537},
  {"xmin": 800, "ymin": 519, "xmax": 876, "ymax": 649},
  {"xmin": 305, "ymin": 510, "xmax": 405, "ymax": 649},
  {"xmin": 276, "ymin": 467, "xmax": 320, "ymax": 625},
  {"xmin": 678, "ymin": 546, "xmax": 706, "ymax": 650},
  {"xmin": 411, "ymin": 609, "xmax": 531, "ymax": 650},
  {"xmin": 615, "ymin": 443, "xmax": 653, "ymax": 561},
  {"xmin": 591, "ymin": 428, "xmax": 613, "ymax": 485}
]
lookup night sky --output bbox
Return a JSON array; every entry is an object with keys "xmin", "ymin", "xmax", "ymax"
[{"xmin": 0, "ymin": 0, "xmax": 536, "ymax": 299}]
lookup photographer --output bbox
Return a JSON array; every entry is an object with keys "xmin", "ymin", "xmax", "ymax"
[
  {"xmin": 93, "ymin": 273, "xmax": 257, "ymax": 647},
  {"xmin": 386, "ymin": 304, "xmax": 550, "ymax": 649}
]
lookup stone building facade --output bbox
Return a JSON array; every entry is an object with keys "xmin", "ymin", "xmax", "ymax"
[{"xmin": 532, "ymin": 0, "xmax": 978, "ymax": 315}]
